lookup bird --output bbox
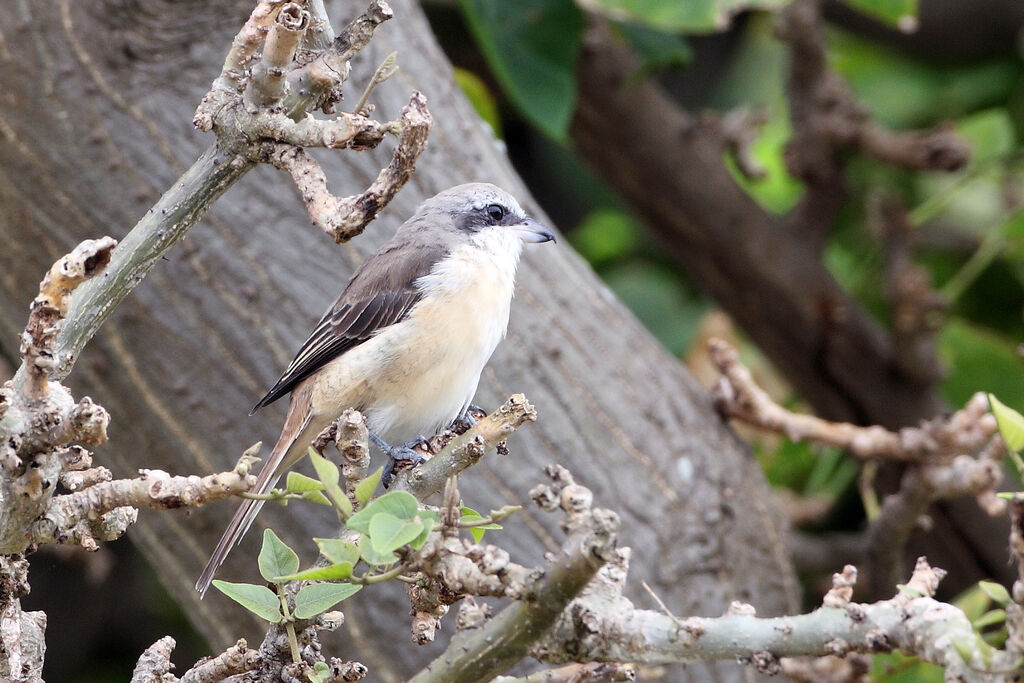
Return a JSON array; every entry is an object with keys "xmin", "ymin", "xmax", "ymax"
[{"xmin": 196, "ymin": 183, "xmax": 555, "ymax": 596}]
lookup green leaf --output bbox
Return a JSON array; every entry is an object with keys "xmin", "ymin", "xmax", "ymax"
[
  {"xmin": 309, "ymin": 449, "xmax": 340, "ymax": 488},
  {"xmin": 309, "ymin": 660, "xmax": 330, "ymax": 683},
  {"xmin": 286, "ymin": 471, "xmax": 324, "ymax": 493},
  {"xmin": 584, "ymin": 0, "xmax": 789, "ymax": 33},
  {"xmin": 211, "ymin": 580, "xmax": 283, "ymax": 623},
  {"xmin": 460, "ymin": 0, "xmax": 583, "ymax": 140},
  {"xmin": 569, "ymin": 209, "xmax": 641, "ymax": 267},
  {"xmin": 293, "ymin": 582, "xmax": 362, "ymax": 619},
  {"xmin": 838, "ymin": 0, "xmax": 917, "ymax": 30},
  {"xmin": 314, "ymin": 538, "xmax": 361, "ymax": 566},
  {"xmin": 302, "ymin": 490, "xmax": 332, "ymax": 506},
  {"xmin": 973, "ymin": 608, "xmax": 1007, "ymax": 630},
  {"xmin": 309, "ymin": 449, "xmax": 353, "ymax": 517},
  {"xmin": 614, "ymin": 23, "xmax": 692, "ymax": 74},
  {"xmin": 977, "ymin": 580, "xmax": 1012, "ymax": 606},
  {"xmin": 410, "ymin": 509, "xmax": 439, "ymax": 550},
  {"xmin": 346, "ymin": 491, "xmax": 420, "ymax": 533},
  {"xmin": 454, "ymin": 67, "xmax": 502, "ymax": 139},
  {"xmin": 258, "ymin": 528, "xmax": 299, "ymax": 583},
  {"xmin": 273, "ymin": 562, "xmax": 354, "ymax": 582},
  {"xmin": 459, "ymin": 506, "xmax": 502, "ymax": 543},
  {"xmin": 359, "ymin": 534, "xmax": 397, "ymax": 567},
  {"xmin": 369, "ymin": 513, "xmax": 425, "ymax": 554},
  {"xmin": 989, "ymin": 394, "xmax": 1024, "ymax": 452},
  {"xmin": 355, "ymin": 467, "xmax": 383, "ymax": 507},
  {"xmin": 951, "ymin": 637, "xmax": 974, "ymax": 664}
]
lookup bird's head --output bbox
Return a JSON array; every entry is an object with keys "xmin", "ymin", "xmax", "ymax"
[{"xmin": 416, "ymin": 183, "xmax": 556, "ymax": 247}]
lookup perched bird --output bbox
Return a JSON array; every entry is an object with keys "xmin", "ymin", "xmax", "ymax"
[{"xmin": 196, "ymin": 183, "xmax": 554, "ymax": 596}]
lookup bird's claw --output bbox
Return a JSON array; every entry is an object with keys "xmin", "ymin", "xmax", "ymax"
[
  {"xmin": 452, "ymin": 404, "xmax": 485, "ymax": 433},
  {"xmin": 381, "ymin": 442, "xmax": 428, "ymax": 488}
]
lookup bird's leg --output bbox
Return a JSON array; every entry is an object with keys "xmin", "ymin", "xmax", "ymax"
[
  {"xmin": 370, "ymin": 432, "xmax": 428, "ymax": 488},
  {"xmin": 451, "ymin": 403, "xmax": 485, "ymax": 433}
]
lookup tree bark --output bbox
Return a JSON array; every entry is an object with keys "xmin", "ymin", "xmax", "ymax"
[{"xmin": 0, "ymin": 1, "xmax": 796, "ymax": 679}]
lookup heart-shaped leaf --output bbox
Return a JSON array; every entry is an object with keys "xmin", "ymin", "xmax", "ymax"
[
  {"xmin": 315, "ymin": 538, "xmax": 361, "ymax": 566},
  {"xmin": 355, "ymin": 467, "xmax": 383, "ymax": 507},
  {"xmin": 369, "ymin": 513, "xmax": 425, "ymax": 554},
  {"xmin": 294, "ymin": 582, "xmax": 363, "ymax": 619},
  {"xmin": 212, "ymin": 580, "xmax": 282, "ymax": 623},
  {"xmin": 346, "ymin": 491, "xmax": 419, "ymax": 533},
  {"xmin": 273, "ymin": 562, "xmax": 354, "ymax": 582},
  {"xmin": 258, "ymin": 528, "xmax": 299, "ymax": 582},
  {"xmin": 286, "ymin": 471, "xmax": 324, "ymax": 493}
]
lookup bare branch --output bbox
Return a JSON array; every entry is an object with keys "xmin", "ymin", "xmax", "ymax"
[
  {"xmin": 130, "ymin": 636, "xmax": 175, "ymax": 683},
  {"xmin": 709, "ymin": 338, "xmax": 996, "ymax": 462},
  {"xmin": 874, "ymin": 196, "xmax": 946, "ymax": 384},
  {"xmin": 246, "ymin": 3, "xmax": 310, "ymax": 107},
  {"xmin": 7, "ymin": 454, "xmax": 257, "ymax": 553},
  {"xmin": 408, "ymin": 466, "xmax": 620, "ymax": 683},
  {"xmin": 18, "ymin": 237, "xmax": 116, "ymax": 398},
  {"xmin": 393, "ymin": 393, "xmax": 537, "ymax": 499},
  {"xmin": 282, "ymin": 0, "xmax": 395, "ymax": 117},
  {"xmin": 270, "ymin": 90, "xmax": 432, "ymax": 242},
  {"xmin": 180, "ymin": 639, "xmax": 261, "ymax": 683}
]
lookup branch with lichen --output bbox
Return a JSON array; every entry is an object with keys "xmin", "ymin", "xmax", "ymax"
[
  {"xmin": 393, "ymin": 393, "xmax": 538, "ymax": 499},
  {"xmin": 710, "ymin": 335, "xmax": 1005, "ymax": 593},
  {"xmin": 407, "ymin": 465, "xmax": 620, "ymax": 683},
  {"xmin": 709, "ymin": 337, "xmax": 997, "ymax": 464},
  {"xmin": 19, "ymin": 455, "xmax": 258, "ymax": 552},
  {"xmin": 529, "ymin": 556, "xmax": 1011, "ymax": 680},
  {"xmin": 269, "ymin": 90, "xmax": 432, "ymax": 243},
  {"xmin": 55, "ymin": 1, "xmax": 424, "ymax": 383}
]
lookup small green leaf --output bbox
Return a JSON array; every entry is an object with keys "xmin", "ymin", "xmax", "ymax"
[
  {"xmin": 302, "ymin": 490, "xmax": 332, "ymax": 506},
  {"xmin": 310, "ymin": 660, "xmax": 331, "ymax": 683},
  {"xmin": 293, "ymin": 582, "xmax": 363, "ymax": 619},
  {"xmin": 978, "ymin": 580, "xmax": 1011, "ymax": 606},
  {"xmin": 838, "ymin": 0, "xmax": 918, "ymax": 30},
  {"xmin": 346, "ymin": 491, "xmax": 419, "ymax": 533},
  {"xmin": 952, "ymin": 637, "xmax": 974, "ymax": 664},
  {"xmin": 258, "ymin": 528, "xmax": 299, "ymax": 583},
  {"xmin": 286, "ymin": 471, "xmax": 324, "ymax": 493},
  {"xmin": 315, "ymin": 538, "xmax": 361, "ymax": 565},
  {"xmin": 410, "ymin": 511, "xmax": 438, "ymax": 550},
  {"xmin": 359, "ymin": 534, "xmax": 397, "ymax": 566},
  {"xmin": 211, "ymin": 580, "xmax": 283, "ymax": 623},
  {"xmin": 309, "ymin": 450, "xmax": 353, "ymax": 517},
  {"xmin": 274, "ymin": 562, "xmax": 354, "ymax": 582},
  {"xmin": 460, "ymin": 506, "xmax": 502, "ymax": 543},
  {"xmin": 973, "ymin": 608, "xmax": 1006, "ymax": 629},
  {"xmin": 309, "ymin": 449, "xmax": 340, "ymax": 488},
  {"xmin": 583, "ymin": 0, "xmax": 789, "ymax": 33},
  {"xmin": 355, "ymin": 467, "xmax": 383, "ymax": 507},
  {"xmin": 989, "ymin": 395, "xmax": 1024, "ymax": 452},
  {"xmin": 454, "ymin": 67, "xmax": 502, "ymax": 139},
  {"xmin": 369, "ymin": 513, "xmax": 425, "ymax": 554}
]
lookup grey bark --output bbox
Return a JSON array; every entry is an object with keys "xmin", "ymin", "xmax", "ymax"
[{"xmin": 0, "ymin": 1, "xmax": 797, "ymax": 680}]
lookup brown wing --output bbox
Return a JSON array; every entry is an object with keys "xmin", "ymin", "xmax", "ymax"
[{"xmin": 251, "ymin": 238, "xmax": 448, "ymax": 413}]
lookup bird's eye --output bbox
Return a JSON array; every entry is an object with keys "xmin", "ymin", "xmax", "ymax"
[{"xmin": 485, "ymin": 204, "xmax": 506, "ymax": 222}]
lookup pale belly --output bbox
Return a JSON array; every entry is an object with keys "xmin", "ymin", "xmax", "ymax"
[{"xmin": 310, "ymin": 242, "xmax": 517, "ymax": 443}]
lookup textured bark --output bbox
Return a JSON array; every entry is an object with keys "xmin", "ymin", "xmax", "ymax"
[{"xmin": 0, "ymin": 1, "xmax": 796, "ymax": 680}]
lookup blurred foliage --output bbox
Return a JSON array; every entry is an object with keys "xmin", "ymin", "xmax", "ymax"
[
  {"xmin": 452, "ymin": 0, "xmax": 1024, "ymax": 582},
  {"xmin": 459, "ymin": 0, "xmax": 583, "ymax": 140}
]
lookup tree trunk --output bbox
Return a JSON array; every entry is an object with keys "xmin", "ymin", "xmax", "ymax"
[{"xmin": 0, "ymin": 1, "xmax": 796, "ymax": 679}]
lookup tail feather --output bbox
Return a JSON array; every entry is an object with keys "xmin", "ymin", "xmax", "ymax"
[
  {"xmin": 195, "ymin": 423, "xmax": 308, "ymax": 597},
  {"xmin": 195, "ymin": 463, "xmax": 280, "ymax": 597}
]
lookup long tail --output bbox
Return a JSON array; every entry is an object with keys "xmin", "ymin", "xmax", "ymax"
[{"xmin": 195, "ymin": 421, "xmax": 306, "ymax": 597}]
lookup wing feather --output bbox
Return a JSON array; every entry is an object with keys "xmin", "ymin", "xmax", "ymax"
[{"xmin": 251, "ymin": 290, "xmax": 419, "ymax": 412}]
